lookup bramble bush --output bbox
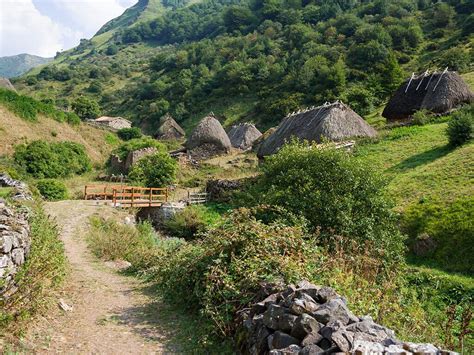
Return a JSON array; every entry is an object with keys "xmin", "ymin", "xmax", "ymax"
[
  {"xmin": 128, "ymin": 151, "xmax": 178, "ymax": 187},
  {"xmin": 36, "ymin": 179, "xmax": 68, "ymax": 201},
  {"xmin": 250, "ymin": 141, "xmax": 405, "ymax": 263},
  {"xmin": 14, "ymin": 140, "xmax": 91, "ymax": 178},
  {"xmin": 117, "ymin": 127, "xmax": 142, "ymax": 141}
]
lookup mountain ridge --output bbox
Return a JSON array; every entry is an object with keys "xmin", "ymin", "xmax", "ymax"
[{"xmin": 0, "ymin": 53, "xmax": 52, "ymax": 78}]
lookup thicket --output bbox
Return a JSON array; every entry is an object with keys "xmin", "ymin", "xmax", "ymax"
[
  {"xmin": 0, "ymin": 88, "xmax": 80, "ymax": 124},
  {"xmin": 117, "ymin": 127, "xmax": 142, "ymax": 141},
  {"xmin": 0, "ymin": 203, "xmax": 66, "ymax": 334},
  {"xmin": 247, "ymin": 141, "xmax": 405, "ymax": 263},
  {"xmin": 36, "ymin": 179, "xmax": 68, "ymax": 201},
  {"xmin": 163, "ymin": 205, "xmax": 221, "ymax": 240},
  {"xmin": 14, "ymin": 140, "xmax": 91, "ymax": 179},
  {"xmin": 128, "ymin": 151, "xmax": 178, "ymax": 187}
]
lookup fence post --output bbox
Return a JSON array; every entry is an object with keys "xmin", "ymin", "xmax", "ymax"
[
  {"xmin": 166, "ymin": 189, "xmax": 168, "ymax": 203},
  {"xmin": 112, "ymin": 188, "xmax": 116, "ymax": 207},
  {"xmin": 131, "ymin": 188, "xmax": 135, "ymax": 208},
  {"xmin": 149, "ymin": 188, "xmax": 153, "ymax": 207},
  {"xmin": 84, "ymin": 186, "xmax": 88, "ymax": 200}
]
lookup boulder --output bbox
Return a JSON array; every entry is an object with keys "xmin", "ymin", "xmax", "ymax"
[
  {"xmin": 313, "ymin": 298, "xmax": 358, "ymax": 325},
  {"xmin": 270, "ymin": 331, "xmax": 300, "ymax": 350},
  {"xmin": 291, "ymin": 314, "xmax": 322, "ymax": 340}
]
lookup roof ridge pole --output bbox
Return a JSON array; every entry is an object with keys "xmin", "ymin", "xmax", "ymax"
[
  {"xmin": 433, "ymin": 67, "xmax": 448, "ymax": 92},
  {"xmin": 425, "ymin": 70, "xmax": 436, "ymax": 90},
  {"xmin": 405, "ymin": 73, "xmax": 415, "ymax": 94},
  {"xmin": 416, "ymin": 70, "xmax": 429, "ymax": 91}
]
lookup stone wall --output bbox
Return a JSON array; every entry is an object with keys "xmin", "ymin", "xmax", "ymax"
[
  {"xmin": 0, "ymin": 174, "xmax": 32, "ymax": 295},
  {"xmin": 206, "ymin": 179, "xmax": 243, "ymax": 202},
  {"xmin": 124, "ymin": 147, "xmax": 158, "ymax": 171},
  {"xmin": 240, "ymin": 281, "xmax": 455, "ymax": 355}
]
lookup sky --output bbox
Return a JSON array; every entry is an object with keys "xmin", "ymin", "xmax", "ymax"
[{"xmin": 0, "ymin": 0, "xmax": 137, "ymax": 58}]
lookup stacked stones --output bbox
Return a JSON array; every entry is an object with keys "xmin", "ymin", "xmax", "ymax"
[
  {"xmin": 241, "ymin": 281, "xmax": 455, "ymax": 355},
  {"xmin": 206, "ymin": 179, "xmax": 243, "ymax": 202},
  {"xmin": 0, "ymin": 174, "xmax": 32, "ymax": 295}
]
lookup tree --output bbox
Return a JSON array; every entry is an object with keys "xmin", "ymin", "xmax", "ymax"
[
  {"xmin": 72, "ymin": 97, "xmax": 101, "ymax": 120},
  {"xmin": 117, "ymin": 127, "xmax": 142, "ymax": 141},
  {"xmin": 128, "ymin": 151, "xmax": 178, "ymax": 187},
  {"xmin": 106, "ymin": 44, "xmax": 118, "ymax": 55}
]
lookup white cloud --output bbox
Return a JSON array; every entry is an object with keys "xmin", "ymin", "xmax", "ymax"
[{"xmin": 0, "ymin": 0, "xmax": 137, "ymax": 57}]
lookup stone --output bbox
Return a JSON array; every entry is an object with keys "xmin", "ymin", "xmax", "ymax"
[
  {"xmin": 253, "ymin": 293, "xmax": 280, "ymax": 314},
  {"xmin": 58, "ymin": 298, "xmax": 73, "ymax": 312},
  {"xmin": 386, "ymin": 344, "xmax": 412, "ymax": 354},
  {"xmin": 279, "ymin": 313, "xmax": 298, "ymax": 333},
  {"xmin": 320, "ymin": 320, "xmax": 344, "ymax": 340},
  {"xmin": 291, "ymin": 314, "xmax": 322, "ymax": 340},
  {"xmin": 301, "ymin": 332, "xmax": 323, "ymax": 347},
  {"xmin": 403, "ymin": 342, "xmax": 439, "ymax": 354},
  {"xmin": 313, "ymin": 298, "xmax": 358, "ymax": 325},
  {"xmin": 331, "ymin": 329, "xmax": 354, "ymax": 352},
  {"xmin": 289, "ymin": 296, "xmax": 319, "ymax": 316},
  {"xmin": 313, "ymin": 286, "xmax": 339, "ymax": 304},
  {"xmin": 317, "ymin": 338, "xmax": 333, "ymax": 350},
  {"xmin": 252, "ymin": 323, "xmax": 271, "ymax": 354},
  {"xmin": 269, "ymin": 344, "xmax": 301, "ymax": 355},
  {"xmin": 352, "ymin": 340, "xmax": 385, "ymax": 354},
  {"xmin": 11, "ymin": 249, "xmax": 25, "ymax": 265},
  {"xmin": 1, "ymin": 235, "xmax": 13, "ymax": 253},
  {"xmin": 347, "ymin": 319, "xmax": 395, "ymax": 341},
  {"xmin": 300, "ymin": 344, "xmax": 324, "ymax": 355},
  {"xmin": 0, "ymin": 255, "xmax": 9, "ymax": 268},
  {"xmin": 264, "ymin": 304, "xmax": 288, "ymax": 330},
  {"xmin": 412, "ymin": 233, "xmax": 437, "ymax": 256},
  {"xmin": 271, "ymin": 331, "xmax": 300, "ymax": 350}
]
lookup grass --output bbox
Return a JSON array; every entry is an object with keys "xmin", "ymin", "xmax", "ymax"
[{"xmin": 0, "ymin": 187, "xmax": 13, "ymax": 198}]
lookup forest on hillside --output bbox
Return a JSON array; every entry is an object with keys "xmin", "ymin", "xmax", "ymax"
[{"xmin": 16, "ymin": 0, "xmax": 474, "ymax": 129}]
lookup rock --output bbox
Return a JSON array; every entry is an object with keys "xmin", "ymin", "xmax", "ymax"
[
  {"xmin": 11, "ymin": 249, "xmax": 24, "ymax": 265},
  {"xmin": 291, "ymin": 313, "xmax": 322, "ymax": 340},
  {"xmin": 269, "ymin": 344, "xmax": 302, "ymax": 355},
  {"xmin": 313, "ymin": 286, "xmax": 339, "ymax": 304},
  {"xmin": 271, "ymin": 331, "xmax": 300, "ymax": 349},
  {"xmin": 254, "ymin": 293, "xmax": 280, "ymax": 314},
  {"xmin": 301, "ymin": 332, "xmax": 323, "ymax": 347},
  {"xmin": 279, "ymin": 313, "xmax": 298, "ymax": 332},
  {"xmin": 331, "ymin": 329, "xmax": 354, "ymax": 352},
  {"xmin": 1, "ymin": 235, "xmax": 13, "ymax": 253},
  {"xmin": 58, "ymin": 298, "xmax": 73, "ymax": 312},
  {"xmin": 264, "ymin": 304, "xmax": 288, "ymax": 330},
  {"xmin": 313, "ymin": 298, "xmax": 358, "ymax": 325},
  {"xmin": 289, "ymin": 296, "xmax": 319, "ymax": 315},
  {"xmin": 0, "ymin": 255, "xmax": 8, "ymax": 268},
  {"xmin": 347, "ymin": 319, "xmax": 396, "ymax": 342},
  {"xmin": 252, "ymin": 323, "xmax": 271, "ymax": 354},
  {"xmin": 403, "ymin": 342, "xmax": 439, "ymax": 354},
  {"xmin": 299, "ymin": 344, "xmax": 324, "ymax": 355},
  {"xmin": 317, "ymin": 338, "xmax": 333, "ymax": 350},
  {"xmin": 385, "ymin": 344, "xmax": 412, "ymax": 354}
]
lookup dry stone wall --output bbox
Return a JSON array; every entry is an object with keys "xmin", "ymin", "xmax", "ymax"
[
  {"xmin": 0, "ymin": 174, "xmax": 32, "ymax": 295},
  {"xmin": 241, "ymin": 281, "xmax": 456, "ymax": 355}
]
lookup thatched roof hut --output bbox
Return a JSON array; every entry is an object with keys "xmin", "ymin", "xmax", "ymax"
[
  {"xmin": 227, "ymin": 123, "xmax": 262, "ymax": 150},
  {"xmin": 383, "ymin": 70, "xmax": 474, "ymax": 121},
  {"xmin": 252, "ymin": 127, "xmax": 277, "ymax": 152},
  {"xmin": 0, "ymin": 78, "xmax": 15, "ymax": 91},
  {"xmin": 257, "ymin": 101, "xmax": 377, "ymax": 158},
  {"xmin": 186, "ymin": 114, "xmax": 232, "ymax": 159},
  {"xmin": 155, "ymin": 114, "xmax": 185, "ymax": 140}
]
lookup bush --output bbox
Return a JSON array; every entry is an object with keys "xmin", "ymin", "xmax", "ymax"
[
  {"xmin": 154, "ymin": 208, "xmax": 319, "ymax": 336},
  {"xmin": 412, "ymin": 109, "xmax": 430, "ymax": 126},
  {"xmin": 252, "ymin": 141, "xmax": 405, "ymax": 263},
  {"xmin": 128, "ymin": 151, "xmax": 178, "ymax": 187},
  {"xmin": 112, "ymin": 137, "xmax": 165, "ymax": 160},
  {"xmin": 117, "ymin": 127, "xmax": 142, "ymax": 141},
  {"xmin": 446, "ymin": 106, "xmax": 473, "ymax": 147},
  {"xmin": 71, "ymin": 96, "xmax": 100, "ymax": 120},
  {"xmin": 36, "ymin": 179, "xmax": 68, "ymax": 201},
  {"xmin": 14, "ymin": 140, "xmax": 91, "ymax": 178},
  {"xmin": 164, "ymin": 205, "xmax": 221, "ymax": 240}
]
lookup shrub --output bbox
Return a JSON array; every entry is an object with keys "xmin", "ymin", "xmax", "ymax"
[
  {"xmin": 446, "ymin": 106, "xmax": 473, "ymax": 147},
  {"xmin": 252, "ymin": 141, "xmax": 405, "ymax": 263},
  {"xmin": 36, "ymin": 179, "xmax": 68, "ymax": 201},
  {"xmin": 128, "ymin": 151, "xmax": 178, "ymax": 187},
  {"xmin": 117, "ymin": 127, "xmax": 142, "ymax": 141},
  {"xmin": 112, "ymin": 137, "xmax": 165, "ymax": 160},
  {"xmin": 71, "ymin": 96, "xmax": 100, "ymax": 120},
  {"xmin": 154, "ymin": 208, "xmax": 319, "ymax": 336},
  {"xmin": 164, "ymin": 205, "xmax": 221, "ymax": 240},
  {"xmin": 14, "ymin": 140, "xmax": 91, "ymax": 178},
  {"xmin": 412, "ymin": 109, "xmax": 430, "ymax": 126}
]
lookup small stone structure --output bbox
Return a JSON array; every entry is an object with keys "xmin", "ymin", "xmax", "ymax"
[
  {"xmin": 240, "ymin": 281, "xmax": 455, "ymax": 355},
  {"xmin": 136, "ymin": 202, "xmax": 186, "ymax": 227},
  {"xmin": 124, "ymin": 147, "xmax": 158, "ymax": 171},
  {"xmin": 0, "ymin": 174, "xmax": 32, "ymax": 296},
  {"xmin": 206, "ymin": 179, "xmax": 243, "ymax": 202}
]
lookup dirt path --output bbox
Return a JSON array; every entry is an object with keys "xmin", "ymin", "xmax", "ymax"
[{"xmin": 21, "ymin": 200, "xmax": 177, "ymax": 354}]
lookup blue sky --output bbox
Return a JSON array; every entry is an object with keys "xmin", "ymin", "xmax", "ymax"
[{"xmin": 0, "ymin": 0, "xmax": 137, "ymax": 57}]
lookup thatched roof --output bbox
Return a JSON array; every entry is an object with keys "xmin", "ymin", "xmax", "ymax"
[
  {"xmin": 383, "ymin": 70, "xmax": 474, "ymax": 121},
  {"xmin": 227, "ymin": 123, "xmax": 262, "ymax": 150},
  {"xmin": 257, "ymin": 101, "xmax": 377, "ymax": 158},
  {"xmin": 186, "ymin": 114, "xmax": 231, "ymax": 158},
  {"xmin": 0, "ymin": 77, "xmax": 15, "ymax": 91},
  {"xmin": 155, "ymin": 114, "xmax": 185, "ymax": 140},
  {"xmin": 252, "ymin": 127, "xmax": 277, "ymax": 152}
]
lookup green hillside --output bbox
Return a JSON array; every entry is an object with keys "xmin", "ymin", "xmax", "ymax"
[
  {"xmin": 14, "ymin": 0, "xmax": 473, "ymax": 132},
  {"xmin": 0, "ymin": 54, "xmax": 52, "ymax": 78}
]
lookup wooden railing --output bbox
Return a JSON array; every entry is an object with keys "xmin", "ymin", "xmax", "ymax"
[{"xmin": 84, "ymin": 185, "xmax": 168, "ymax": 208}]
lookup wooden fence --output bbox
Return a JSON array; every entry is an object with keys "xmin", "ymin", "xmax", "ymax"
[{"xmin": 84, "ymin": 185, "xmax": 168, "ymax": 208}]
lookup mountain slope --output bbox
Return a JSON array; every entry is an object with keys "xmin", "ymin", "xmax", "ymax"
[
  {"xmin": 0, "ymin": 54, "xmax": 52, "ymax": 78},
  {"xmin": 14, "ymin": 0, "xmax": 474, "ymax": 132}
]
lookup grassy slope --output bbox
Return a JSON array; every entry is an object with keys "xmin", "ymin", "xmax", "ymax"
[{"xmin": 0, "ymin": 104, "xmax": 116, "ymax": 163}]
